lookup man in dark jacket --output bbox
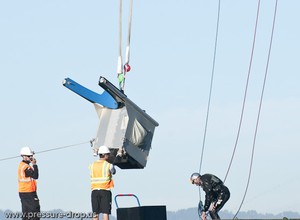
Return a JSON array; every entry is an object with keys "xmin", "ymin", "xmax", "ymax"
[{"xmin": 190, "ymin": 173, "xmax": 230, "ymax": 220}]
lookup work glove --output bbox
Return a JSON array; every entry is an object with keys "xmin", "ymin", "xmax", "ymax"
[{"xmin": 110, "ymin": 165, "xmax": 116, "ymax": 175}]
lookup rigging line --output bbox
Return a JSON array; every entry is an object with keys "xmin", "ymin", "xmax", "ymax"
[
  {"xmin": 125, "ymin": 0, "xmax": 133, "ymax": 65},
  {"xmin": 198, "ymin": 0, "xmax": 221, "ymax": 202},
  {"xmin": 0, "ymin": 141, "xmax": 90, "ymax": 162},
  {"xmin": 117, "ymin": 0, "xmax": 123, "ymax": 88},
  {"xmin": 119, "ymin": 0, "xmax": 123, "ymax": 58},
  {"xmin": 223, "ymin": 0, "xmax": 261, "ymax": 183},
  {"xmin": 122, "ymin": 0, "xmax": 133, "ymax": 91},
  {"xmin": 199, "ymin": 0, "xmax": 221, "ymax": 174},
  {"xmin": 233, "ymin": 0, "xmax": 278, "ymax": 218}
]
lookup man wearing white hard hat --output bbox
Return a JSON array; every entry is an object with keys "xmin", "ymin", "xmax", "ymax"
[
  {"xmin": 190, "ymin": 173, "xmax": 230, "ymax": 220},
  {"xmin": 89, "ymin": 145, "xmax": 116, "ymax": 220},
  {"xmin": 18, "ymin": 146, "xmax": 40, "ymax": 220}
]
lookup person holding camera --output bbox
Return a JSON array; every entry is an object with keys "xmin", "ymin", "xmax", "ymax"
[{"xmin": 18, "ymin": 146, "xmax": 40, "ymax": 220}]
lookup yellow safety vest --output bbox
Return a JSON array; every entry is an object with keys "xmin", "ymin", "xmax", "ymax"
[
  {"xmin": 18, "ymin": 161, "xmax": 37, "ymax": 193},
  {"xmin": 89, "ymin": 160, "xmax": 114, "ymax": 190}
]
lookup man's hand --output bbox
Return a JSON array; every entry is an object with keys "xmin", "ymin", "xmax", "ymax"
[
  {"xmin": 31, "ymin": 157, "xmax": 37, "ymax": 165},
  {"xmin": 201, "ymin": 211, "xmax": 207, "ymax": 220},
  {"xmin": 209, "ymin": 202, "xmax": 216, "ymax": 211}
]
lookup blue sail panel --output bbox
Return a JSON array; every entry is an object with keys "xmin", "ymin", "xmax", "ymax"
[{"xmin": 63, "ymin": 78, "xmax": 118, "ymax": 109}]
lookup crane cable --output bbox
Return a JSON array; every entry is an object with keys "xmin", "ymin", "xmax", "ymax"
[
  {"xmin": 117, "ymin": 0, "xmax": 133, "ymax": 92},
  {"xmin": 233, "ymin": 0, "xmax": 279, "ymax": 218},
  {"xmin": 198, "ymin": 0, "xmax": 221, "ymax": 215},
  {"xmin": 0, "ymin": 141, "xmax": 90, "ymax": 162}
]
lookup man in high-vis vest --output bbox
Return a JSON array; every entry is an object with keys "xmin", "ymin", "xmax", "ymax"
[
  {"xmin": 89, "ymin": 145, "xmax": 116, "ymax": 220},
  {"xmin": 18, "ymin": 146, "xmax": 40, "ymax": 220}
]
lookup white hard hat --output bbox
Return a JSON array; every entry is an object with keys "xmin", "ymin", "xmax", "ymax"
[
  {"xmin": 20, "ymin": 146, "xmax": 34, "ymax": 156},
  {"xmin": 98, "ymin": 145, "xmax": 110, "ymax": 155}
]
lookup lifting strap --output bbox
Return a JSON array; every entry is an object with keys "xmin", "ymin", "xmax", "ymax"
[{"xmin": 117, "ymin": 0, "xmax": 133, "ymax": 92}]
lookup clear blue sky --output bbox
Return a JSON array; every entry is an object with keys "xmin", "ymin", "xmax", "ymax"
[{"xmin": 0, "ymin": 0, "xmax": 299, "ymax": 216}]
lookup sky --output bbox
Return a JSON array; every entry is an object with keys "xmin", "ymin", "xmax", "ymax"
[{"xmin": 0, "ymin": 0, "xmax": 299, "ymax": 217}]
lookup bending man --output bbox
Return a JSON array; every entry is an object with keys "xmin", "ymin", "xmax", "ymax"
[{"xmin": 190, "ymin": 173, "xmax": 230, "ymax": 220}]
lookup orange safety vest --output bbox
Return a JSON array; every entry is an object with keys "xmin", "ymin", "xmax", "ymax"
[
  {"xmin": 18, "ymin": 161, "xmax": 37, "ymax": 193},
  {"xmin": 89, "ymin": 160, "xmax": 114, "ymax": 190}
]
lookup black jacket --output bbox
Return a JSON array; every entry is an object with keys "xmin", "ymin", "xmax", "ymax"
[{"xmin": 200, "ymin": 174, "xmax": 226, "ymax": 211}]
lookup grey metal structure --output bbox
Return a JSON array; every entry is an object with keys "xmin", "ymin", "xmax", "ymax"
[
  {"xmin": 95, "ymin": 77, "xmax": 159, "ymax": 169},
  {"xmin": 63, "ymin": 76, "xmax": 159, "ymax": 169}
]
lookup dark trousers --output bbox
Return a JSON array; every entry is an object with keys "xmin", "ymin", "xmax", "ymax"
[
  {"xmin": 19, "ymin": 192, "xmax": 40, "ymax": 220},
  {"xmin": 209, "ymin": 186, "xmax": 230, "ymax": 220}
]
